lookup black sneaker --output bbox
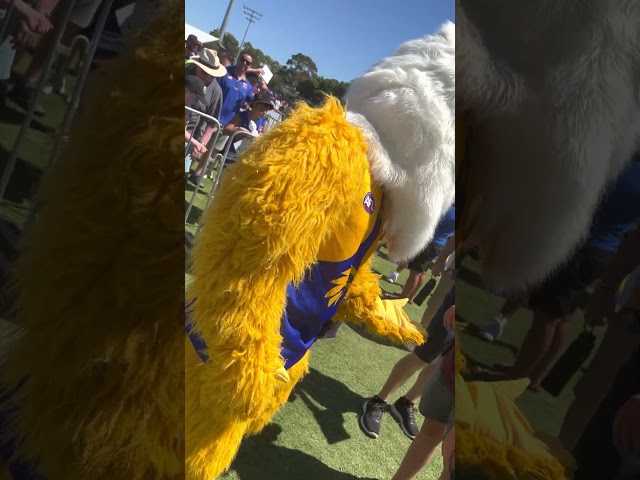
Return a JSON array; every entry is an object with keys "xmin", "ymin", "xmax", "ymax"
[
  {"xmin": 187, "ymin": 172, "xmax": 201, "ymax": 186},
  {"xmin": 359, "ymin": 396, "xmax": 387, "ymax": 438},
  {"xmin": 390, "ymin": 396, "xmax": 419, "ymax": 439},
  {"xmin": 11, "ymin": 84, "xmax": 45, "ymax": 117}
]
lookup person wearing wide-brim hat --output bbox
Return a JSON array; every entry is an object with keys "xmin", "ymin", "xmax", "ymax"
[
  {"xmin": 185, "ymin": 49, "xmax": 227, "ymax": 184},
  {"xmin": 187, "ymin": 48, "xmax": 227, "ymax": 78}
]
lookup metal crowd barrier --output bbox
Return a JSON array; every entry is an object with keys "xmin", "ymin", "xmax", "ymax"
[
  {"xmin": 47, "ymin": 0, "xmax": 114, "ymax": 168},
  {"xmin": 0, "ymin": 0, "xmax": 79, "ymax": 201},
  {"xmin": 264, "ymin": 109, "xmax": 285, "ymax": 132},
  {"xmin": 185, "ymin": 107, "xmax": 287, "ymax": 233},
  {"xmin": 184, "ymin": 106, "xmax": 221, "ymax": 224},
  {"xmin": 192, "ymin": 128, "xmax": 255, "ymax": 237}
]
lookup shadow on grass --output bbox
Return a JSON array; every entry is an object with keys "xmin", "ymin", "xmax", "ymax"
[
  {"xmin": 344, "ymin": 322, "xmax": 408, "ymax": 353},
  {"xmin": 463, "ymin": 323, "xmax": 519, "ymax": 356},
  {"xmin": 456, "ymin": 344, "xmax": 518, "ymax": 383},
  {"xmin": 289, "ymin": 367, "xmax": 367, "ymax": 445},
  {"xmin": 184, "ymin": 200, "xmax": 204, "ymax": 226},
  {"xmin": 456, "ymin": 264, "xmax": 485, "ymax": 290},
  {"xmin": 229, "ymin": 423, "xmax": 361, "ymax": 480},
  {"xmin": 0, "ymin": 102, "xmax": 56, "ymax": 136},
  {"xmin": 0, "ymin": 145, "xmax": 43, "ymax": 205},
  {"xmin": 184, "ymin": 181, "xmax": 212, "ymax": 196},
  {"xmin": 375, "ymin": 249, "xmax": 390, "ymax": 262}
]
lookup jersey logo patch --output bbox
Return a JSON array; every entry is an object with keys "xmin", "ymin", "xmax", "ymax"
[{"xmin": 363, "ymin": 192, "xmax": 375, "ymax": 214}]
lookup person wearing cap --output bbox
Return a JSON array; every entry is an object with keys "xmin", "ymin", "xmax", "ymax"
[
  {"xmin": 184, "ymin": 75, "xmax": 208, "ymax": 158},
  {"xmin": 185, "ymin": 34, "xmax": 202, "ymax": 59},
  {"xmin": 221, "ymin": 90, "xmax": 275, "ymax": 149}
]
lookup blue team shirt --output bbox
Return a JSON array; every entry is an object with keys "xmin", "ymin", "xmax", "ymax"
[
  {"xmin": 256, "ymin": 117, "xmax": 267, "ymax": 134},
  {"xmin": 588, "ymin": 158, "xmax": 640, "ymax": 252},
  {"xmin": 432, "ymin": 206, "xmax": 456, "ymax": 246},
  {"xmin": 216, "ymin": 66, "xmax": 255, "ymax": 125}
]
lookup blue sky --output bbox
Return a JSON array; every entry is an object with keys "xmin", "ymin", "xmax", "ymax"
[{"xmin": 185, "ymin": 0, "xmax": 454, "ymax": 82}]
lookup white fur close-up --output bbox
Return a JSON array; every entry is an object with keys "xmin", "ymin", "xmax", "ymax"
[
  {"xmin": 345, "ymin": 22, "xmax": 456, "ymax": 263},
  {"xmin": 457, "ymin": 0, "xmax": 640, "ymax": 290}
]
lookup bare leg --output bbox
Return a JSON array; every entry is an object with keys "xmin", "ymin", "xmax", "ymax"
[
  {"xmin": 378, "ymin": 353, "xmax": 427, "ymax": 402},
  {"xmin": 409, "ymin": 273, "xmax": 427, "ymax": 302},
  {"xmin": 398, "ymin": 270, "xmax": 425, "ymax": 302},
  {"xmin": 404, "ymin": 362, "xmax": 439, "ymax": 404},
  {"xmin": 509, "ymin": 310, "xmax": 561, "ymax": 379},
  {"xmin": 421, "ymin": 274, "xmax": 454, "ymax": 328},
  {"xmin": 439, "ymin": 426, "xmax": 455, "ymax": 480},
  {"xmin": 528, "ymin": 316, "xmax": 570, "ymax": 389},
  {"xmin": 391, "ymin": 418, "xmax": 447, "ymax": 480}
]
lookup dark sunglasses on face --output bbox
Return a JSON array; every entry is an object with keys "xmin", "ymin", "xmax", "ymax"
[{"xmin": 240, "ymin": 57, "xmax": 252, "ymax": 65}]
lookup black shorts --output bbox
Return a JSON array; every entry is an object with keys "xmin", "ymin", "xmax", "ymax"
[
  {"xmin": 414, "ymin": 286, "xmax": 455, "ymax": 364},
  {"xmin": 407, "ymin": 242, "xmax": 443, "ymax": 273},
  {"xmin": 527, "ymin": 246, "xmax": 612, "ymax": 317}
]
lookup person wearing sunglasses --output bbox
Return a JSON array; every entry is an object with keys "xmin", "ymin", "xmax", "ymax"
[
  {"xmin": 210, "ymin": 51, "xmax": 258, "ymax": 163},
  {"xmin": 215, "ymin": 51, "xmax": 255, "ymax": 126}
]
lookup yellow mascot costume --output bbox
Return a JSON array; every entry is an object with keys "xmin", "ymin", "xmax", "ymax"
[
  {"xmin": 0, "ymin": 1, "xmax": 184, "ymax": 479},
  {"xmin": 185, "ymin": 24, "xmax": 455, "ymax": 479}
]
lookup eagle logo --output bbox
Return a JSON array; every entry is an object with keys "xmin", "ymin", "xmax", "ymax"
[
  {"xmin": 363, "ymin": 192, "xmax": 375, "ymax": 214},
  {"xmin": 325, "ymin": 266, "xmax": 357, "ymax": 307}
]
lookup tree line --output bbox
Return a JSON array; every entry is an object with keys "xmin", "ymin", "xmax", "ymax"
[{"xmin": 211, "ymin": 29, "xmax": 350, "ymax": 106}]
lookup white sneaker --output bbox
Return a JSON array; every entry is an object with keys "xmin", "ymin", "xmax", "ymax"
[
  {"xmin": 480, "ymin": 315, "xmax": 508, "ymax": 342},
  {"xmin": 386, "ymin": 271, "xmax": 399, "ymax": 283}
]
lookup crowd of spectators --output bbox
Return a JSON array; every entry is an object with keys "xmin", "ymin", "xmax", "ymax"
[{"xmin": 184, "ymin": 34, "xmax": 291, "ymax": 183}]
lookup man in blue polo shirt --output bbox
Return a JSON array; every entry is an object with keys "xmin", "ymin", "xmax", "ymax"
[{"xmin": 212, "ymin": 51, "xmax": 256, "ymax": 153}]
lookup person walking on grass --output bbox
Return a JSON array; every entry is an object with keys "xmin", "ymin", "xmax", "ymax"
[
  {"xmin": 391, "ymin": 305, "xmax": 456, "ymax": 480},
  {"xmin": 360, "ymin": 277, "xmax": 455, "ymax": 440},
  {"xmin": 384, "ymin": 206, "xmax": 454, "ymax": 303},
  {"xmin": 476, "ymin": 157, "xmax": 640, "ymax": 392}
]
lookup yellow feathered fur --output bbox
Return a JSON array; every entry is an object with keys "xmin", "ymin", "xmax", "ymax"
[
  {"xmin": 334, "ymin": 257, "xmax": 425, "ymax": 346},
  {"xmin": 0, "ymin": 1, "xmax": 184, "ymax": 478},
  {"xmin": 186, "ymin": 98, "xmax": 372, "ymax": 478},
  {"xmin": 455, "ymin": 335, "xmax": 572, "ymax": 480}
]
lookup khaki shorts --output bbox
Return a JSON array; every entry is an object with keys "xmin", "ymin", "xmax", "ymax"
[
  {"xmin": 214, "ymin": 133, "xmax": 229, "ymax": 152},
  {"xmin": 419, "ymin": 368, "xmax": 454, "ymax": 426}
]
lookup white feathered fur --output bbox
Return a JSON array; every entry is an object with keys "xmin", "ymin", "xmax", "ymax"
[
  {"xmin": 457, "ymin": 0, "xmax": 640, "ymax": 290},
  {"xmin": 345, "ymin": 22, "xmax": 456, "ymax": 263}
]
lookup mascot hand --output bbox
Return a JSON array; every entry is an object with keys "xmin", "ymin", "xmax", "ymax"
[
  {"xmin": 375, "ymin": 297, "xmax": 426, "ymax": 345},
  {"xmin": 274, "ymin": 366, "xmax": 290, "ymax": 383}
]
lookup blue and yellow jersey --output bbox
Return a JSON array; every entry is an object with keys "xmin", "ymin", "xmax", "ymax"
[
  {"xmin": 186, "ymin": 170, "xmax": 384, "ymax": 369},
  {"xmin": 280, "ymin": 171, "xmax": 384, "ymax": 369}
]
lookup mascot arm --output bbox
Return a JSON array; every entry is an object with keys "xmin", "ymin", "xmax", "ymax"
[
  {"xmin": 187, "ymin": 98, "xmax": 370, "ymax": 420},
  {"xmin": 333, "ymin": 257, "xmax": 426, "ymax": 345}
]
